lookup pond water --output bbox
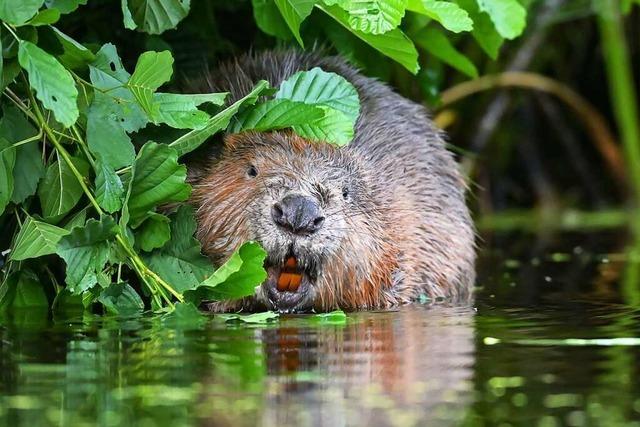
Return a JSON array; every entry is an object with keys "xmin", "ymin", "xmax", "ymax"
[{"xmin": 2, "ymin": 231, "xmax": 640, "ymax": 427}]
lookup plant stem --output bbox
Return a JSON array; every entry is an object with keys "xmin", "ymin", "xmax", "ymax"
[{"xmin": 597, "ymin": 1, "xmax": 640, "ymax": 209}]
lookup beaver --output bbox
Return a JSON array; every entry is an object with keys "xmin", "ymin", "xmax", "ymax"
[{"xmin": 187, "ymin": 50, "xmax": 476, "ymax": 313}]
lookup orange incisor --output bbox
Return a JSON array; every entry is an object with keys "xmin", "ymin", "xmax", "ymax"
[{"xmin": 277, "ymin": 257, "xmax": 302, "ymax": 292}]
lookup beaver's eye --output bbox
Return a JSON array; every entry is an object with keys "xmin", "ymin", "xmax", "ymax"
[
  {"xmin": 247, "ymin": 165, "xmax": 258, "ymax": 178},
  {"xmin": 342, "ymin": 187, "xmax": 349, "ymax": 199}
]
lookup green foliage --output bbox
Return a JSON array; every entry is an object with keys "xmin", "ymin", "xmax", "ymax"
[{"xmin": 0, "ymin": 0, "xmax": 529, "ymax": 315}]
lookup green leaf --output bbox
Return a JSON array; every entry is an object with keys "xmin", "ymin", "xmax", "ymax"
[
  {"xmin": 408, "ymin": 0, "xmax": 473, "ymax": 33},
  {"xmin": 276, "ymin": 67, "xmax": 360, "ymax": 119},
  {"xmin": 122, "ymin": 0, "xmax": 191, "ymax": 34},
  {"xmin": 311, "ymin": 309, "xmax": 348, "ymax": 324},
  {"xmin": 0, "ymin": 0, "xmax": 45, "ymax": 25},
  {"xmin": 123, "ymin": 141, "xmax": 190, "ymax": 226},
  {"xmin": 413, "ymin": 26, "xmax": 478, "ymax": 78},
  {"xmin": 45, "ymin": 0, "xmax": 87, "ymax": 14},
  {"xmin": 10, "ymin": 216, "xmax": 69, "ymax": 261},
  {"xmin": 86, "ymin": 44, "xmax": 145, "ymax": 169},
  {"xmin": 152, "ymin": 92, "xmax": 227, "ymax": 129},
  {"xmin": 0, "ymin": 271, "xmax": 48, "ymax": 310},
  {"xmin": 98, "ymin": 282, "xmax": 144, "ymax": 315},
  {"xmin": 274, "ymin": 67, "xmax": 360, "ymax": 145},
  {"xmin": 11, "ymin": 140, "xmax": 44, "ymax": 204},
  {"xmin": 128, "ymin": 50, "xmax": 174, "ymax": 118},
  {"xmin": 51, "ymin": 27, "xmax": 95, "ymax": 69},
  {"xmin": 332, "ymin": 0, "xmax": 407, "ymax": 35},
  {"xmin": 144, "ymin": 206, "xmax": 213, "ymax": 293},
  {"xmin": 161, "ymin": 302, "xmax": 207, "ymax": 329},
  {"xmin": 94, "ymin": 158, "xmax": 124, "ymax": 213},
  {"xmin": 25, "ymin": 8, "xmax": 60, "ymax": 25},
  {"xmin": 456, "ymin": 0, "xmax": 503, "ymax": 58},
  {"xmin": 273, "ymin": 0, "xmax": 316, "ymax": 46},
  {"xmin": 169, "ymin": 80, "xmax": 271, "ymax": 157},
  {"xmin": 230, "ymin": 99, "xmax": 324, "ymax": 133},
  {"xmin": 38, "ymin": 156, "xmax": 89, "ymax": 221},
  {"xmin": 319, "ymin": 4, "xmax": 419, "ymax": 73},
  {"xmin": 56, "ymin": 216, "xmax": 118, "ymax": 293},
  {"xmin": 219, "ymin": 312, "xmax": 279, "ymax": 324},
  {"xmin": 136, "ymin": 213, "xmax": 170, "ymax": 251},
  {"xmin": 63, "ymin": 207, "xmax": 87, "ymax": 231},
  {"xmin": 475, "ymin": 0, "xmax": 526, "ymax": 40},
  {"xmin": 18, "ymin": 41, "xmax": 79, "ymax": 127},
  {"xmin": 0, "ymin": 137, "xmax": 15, "ymax": 215},
  {"xmin": 185, "ymin": 242, "xmax": 267, "ymax": 303},
  {"xmin": 252, "ymin": 0, "xmax": 294, "ymax": 40}
]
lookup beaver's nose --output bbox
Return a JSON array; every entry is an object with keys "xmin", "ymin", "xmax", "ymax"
[{"xmin": 272, "ymin": 194, "xmax": 325, "ymax": 235}]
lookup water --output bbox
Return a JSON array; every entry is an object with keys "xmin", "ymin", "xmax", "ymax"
[{"xmin": 2, "ymin": 232, "xmax": 640, "ymax": 427}]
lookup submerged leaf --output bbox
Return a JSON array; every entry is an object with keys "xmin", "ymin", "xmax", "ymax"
[{"xmin": 10, "ymin": 216, "xmax": 70, "ymax": 261}]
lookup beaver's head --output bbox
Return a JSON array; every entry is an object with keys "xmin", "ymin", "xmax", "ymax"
[{"xmin": 190, "ymin": 131, "xmax": 398, "ymax": 313}]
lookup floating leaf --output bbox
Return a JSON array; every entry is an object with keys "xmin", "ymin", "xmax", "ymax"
[
  {"xmin": 122, "ymin": 0, "xmax": 191, "ymax": 34},
  {"xmin": 56, "ymin": 216, "xmax": 118, "ymax": 293},
  {"xmin": 185, "ymin": 241, "xmax": 267, "ymax": 303},
  {"xmin": 38, "ymin": 156, "xmax": 89, "ymax": 221},
  {"xmin": 18, "ymin": 41, "xmax": 78, "ymax": 127},
  {"xmin": 10, "ymin": 216, "xmax": 69, "ymax": 261},
  {"xmin": 219, "ymin": 311, "xmax": 279, "ymax": 324}
]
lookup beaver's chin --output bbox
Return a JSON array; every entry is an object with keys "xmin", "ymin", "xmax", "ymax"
[{"xmin": 263, "ymin": 253, "xmax": 318, "ymax": 314}]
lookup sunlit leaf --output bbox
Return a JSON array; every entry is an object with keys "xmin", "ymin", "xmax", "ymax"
[
  {"xmin": 18, "ymin": 41, "xmax": 79, "ymax": 127},
  {"xmin": 128, "ymin": 50, "xmax": 174, "ymax": 118},
  {"xmin": 10, "ymin": 216, "xmax": 69, "ymax": 261},
  {"xmin": 152, "ymin": 92, "xmax": 227, "ymax": 129},
  {"xmin": 25, "ymin": 8, "xmax": 60, "ymax": 25},
  {"xmin": 252, "ymin": 0, "xmax": 294, "ymax": 40},
  {"xmin": 0, "ymin": 0, "xmax": 44, "ymax": 25},
  {"xmin": 331, "ymin": 0, "xmax": 407, "ymax": 35},
  {"xmin": 219, "ymin": 311, "xmax": 279, "ymax": 323},
  {"xmin": 475, "ymin": 0, "xmax": 526, "ymax": 40},
  {"xmin": 185, "ymin": 241, "xmax": 267, "ymax": 303},
  {"xmin": 456, "ymin": 0, "xmax": 503, "ymax": 58},
  {"xmin": 408, "ymin": 0, "xmax": 473, "ymax": 33},
  {"xmin": 318, "ymin": 3, "xmax": 419, "ymax": 73},
  {"xmin": 229, "ymin": 99, "xmax": 324, "ymax": 133}
]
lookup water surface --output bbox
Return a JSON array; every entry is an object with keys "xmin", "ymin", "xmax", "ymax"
[{"xmin": 2, "ymin": 232, "xmax": 640, "ymax": 426}]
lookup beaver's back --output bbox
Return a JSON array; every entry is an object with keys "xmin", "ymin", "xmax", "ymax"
[{"xmin": 205, "ymin": 50, "xmax": 475, "ymax": 302}]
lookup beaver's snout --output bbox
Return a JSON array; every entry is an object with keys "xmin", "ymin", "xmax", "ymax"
[{"xmin": 271, "ymin": 194, "xmax": 325, "ymax": 235}]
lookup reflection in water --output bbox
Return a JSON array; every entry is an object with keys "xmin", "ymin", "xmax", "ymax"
[{"xmin": 0, "ymin": 306, "xmax": 475, "ymax": 427}]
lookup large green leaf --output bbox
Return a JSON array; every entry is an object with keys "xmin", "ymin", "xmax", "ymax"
[
  {"xmin": 45, "ymin": 0, "xmax": 88, "ymax": 14},
  {"xmin": 10, "ymin": 216, "xmax": 69, "ymax": 261},
  {"xmin": 292, "ymin": 106, "xmax": 355, "ymax": 146},
  {"xmin": 86, "ymin": 44, "xmax": 145, "ymax": 169},
  {"xmin": 0, "ymin": 271, "xmax": 48, "ymax": 310},
  {"xmin": 144, "ymin": 206, "xmax": 213, "ymax": 293},
  {"xmin": 122, "ymin": 0, "xmax": 191, "ymax": 34},
  {"xmin": 408, "ymin": 0, "xmax": 473, "ymax": 33},
  {"xmin": 38, "ymin": 156, "xmax": 89, "ymax": 221},
  {"xmin": 94, "ymin": 158, "xmax": 124, "ymax": 213},
  {"xmin": 319, "ymin": 4, "xmax": 419, "ymax": 73},
  {"xmin": 331, "ymin": 0, "xmax": 407, "ymax": 35},
  {"xmin": 128, "ymin": 50, "xmax": 174, "ymax": 118},
  {"xmin": 184, "ymin": 241, "xmax": 267, "ymax": 303},
  {"xmin": 0, "ymin": 0, "xmax": 44, "ymax": 25},
  {"xmin": 123, "ymin": 141, "xmax": 190, "ymax": 226},
  {"xmin": 0, "ymin": 137, "xmax": 15, "ymax": 215},
  {"xmin": 152, "ymin": 92, "xmax": 227, "ymax": 129},
  {"xmin": 18, "ymin": 41, "xmax": 78, "ymax": 127},
  {"xmin": 169, "ymin": 80, "xmax": 271, "ymax": 157},
  {"xmin": 136, "ymin": 212, "xmax": 170, "ymax": 252},
  {"xmin": 56, "ymin": 216, "xmax": 117, "ymax": 293},
  {"xmin": 475, "ymin": 0, "xmax": 526, "ymax": 40},
  {"xmin": 273, "ymin": 0, "xmax": 316, "ymax": 46},
  {"xmin": 51, "ymin": 27, "xmax": 95, "ymax": 70},
  {"xmin": 229, "ymin": 99, "xmax": 324, "ymax": 133},
  {"xmin": 413, "ymin": 26, "xmax": 478, "ymax": 78},
  {"xmin": 98, "ymin": 282, "xmax": 144, "ymax": 314},
  {"xmin": 25, "ymin": 8, "xmax": 60, "ymax": 25},
  {"xmin": 252, "ymin": 0, "xmax": 294, "ymax": 40},
  {"xmin": 456, "ymin": 0, "xmax": 503, "ymax": 58}
]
